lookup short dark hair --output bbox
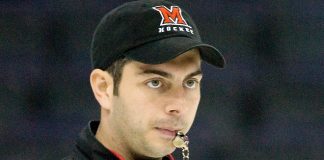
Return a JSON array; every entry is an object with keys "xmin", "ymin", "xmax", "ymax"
[{"xmin": 105, "ymin": 58, "xmax": 131, "ymax": 96}]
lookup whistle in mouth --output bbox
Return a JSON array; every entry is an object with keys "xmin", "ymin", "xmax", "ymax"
[{"xmin": 172, "ymin": 131, "xmax": 189, "ymax": 149}]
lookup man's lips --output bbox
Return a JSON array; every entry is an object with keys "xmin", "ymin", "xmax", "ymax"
[{"xmin": 155, "ymin": 127, "xmax": 181, "ymax": 139}]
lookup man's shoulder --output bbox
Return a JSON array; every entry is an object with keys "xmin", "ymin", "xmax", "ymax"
[
  {"xmin": 62, "ymin": 155, "xmax": 74, "ymax": 160},
  {"xmin": 62, "ymin": 151, "xmax": 88, "ymax": 160},
  {"xmin": 62, "ymin": 155, "xmax": 87, "ymax": 160}
]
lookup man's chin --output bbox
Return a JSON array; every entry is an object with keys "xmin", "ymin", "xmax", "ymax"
[{"xmin": 146, "ymin": 141, "xmax": 176, "ymax": 158}]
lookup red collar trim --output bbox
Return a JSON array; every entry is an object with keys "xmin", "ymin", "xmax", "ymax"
[
  {"xmin": 108, "ymin": 149, "xmax": 174, "ymax": 160},
  {"xmin": 167, "ymin": 154, "xmax": 175, "ymax": 160},
  {"xmin": 108, "ymin": 149, "xmax": 126, "ymax": 160}
]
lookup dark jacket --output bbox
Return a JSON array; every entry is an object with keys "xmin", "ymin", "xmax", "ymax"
[{"xmin": 63, "ymin": 121, "xmax": 175, "ymax": 160}]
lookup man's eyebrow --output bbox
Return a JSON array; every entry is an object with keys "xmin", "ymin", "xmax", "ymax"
[
  {"xmin": 185, "ymin": 70, "xmax": 202, "ymax": 79},
  {"xmin": 138, "ymin": 69, "xmax": 202, "ymax": 79},
  {"xmin": 139, "ymin": 69, "xmax": 172, "ymax": 78}
]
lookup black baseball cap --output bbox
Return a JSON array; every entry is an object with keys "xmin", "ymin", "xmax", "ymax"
[{"xmin": 91, "ymin": 0, "xmax": 225, "ymax": 70}]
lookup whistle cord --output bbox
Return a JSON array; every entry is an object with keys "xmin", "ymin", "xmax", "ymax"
[{"xmin": 182, "ymin": 147, "xmax": 189, "ymax": 160}]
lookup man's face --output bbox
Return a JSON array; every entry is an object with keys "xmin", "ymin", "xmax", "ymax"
[{"xmin": 109, "ymin": 49, "xmax": 202, "ymax": 158}]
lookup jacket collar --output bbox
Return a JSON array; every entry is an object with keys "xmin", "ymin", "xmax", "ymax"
[{"xmin": 75, "ymin": 121, "xmax": 175, "ymax": 160}]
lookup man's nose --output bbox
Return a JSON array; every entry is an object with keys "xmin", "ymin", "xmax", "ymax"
[{"xmin": 164, "ymin": 87, "xmax": 188, "ymax": 115}]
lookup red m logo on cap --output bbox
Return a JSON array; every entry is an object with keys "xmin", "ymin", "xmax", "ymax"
[{"xmin": 153, "ymin": 6, "xmax": 191, "ymax": 28}]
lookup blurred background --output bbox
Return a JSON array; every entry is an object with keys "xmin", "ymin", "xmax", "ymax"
[{"xmin": 0, "ymin": 0, "xmax": 323, "ymax": 159}]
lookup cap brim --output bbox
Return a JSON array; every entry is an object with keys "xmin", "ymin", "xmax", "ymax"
[{"xmin": 124, "ymin": 36, "xmax": 225, "ymax": 68}]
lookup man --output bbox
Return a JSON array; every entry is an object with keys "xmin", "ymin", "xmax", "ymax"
[{"xmin": 64, "ymin": 0, "xmax": 225, "ymax": 159}]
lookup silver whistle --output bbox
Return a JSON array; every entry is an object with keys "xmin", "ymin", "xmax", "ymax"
[{"xmin": 172, "ymin": 131, "xmax": 189, "ymax": 160}]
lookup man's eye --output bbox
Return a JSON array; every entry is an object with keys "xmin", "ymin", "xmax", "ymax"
[
  {"xmin": 147, "ymin": 80, "xmax": 162, "ymax": 89},
  {"xmin": 184, "ymin": 79, "xmax": 197, "ymax": 89}
]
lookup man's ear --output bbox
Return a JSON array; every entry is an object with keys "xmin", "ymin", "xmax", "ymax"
[{"xmin": 90, "ymin": 69, "xmax": 114, "ymax": 111}]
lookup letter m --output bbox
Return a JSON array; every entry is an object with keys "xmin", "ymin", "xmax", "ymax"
[{"xmin": 153, "ymin": 6, "xmax": 191, "ymax": 28}]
